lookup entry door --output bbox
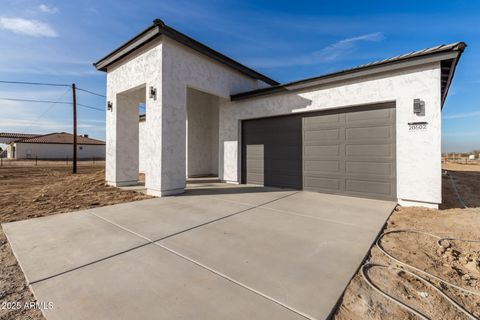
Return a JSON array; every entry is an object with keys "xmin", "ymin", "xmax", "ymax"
[{"xmin": 302, "ymin": 104, "xmax": 396, "ymax": 200}]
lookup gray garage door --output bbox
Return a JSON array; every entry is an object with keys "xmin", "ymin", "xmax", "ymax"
[
  {"xmin": 303, "ymin": 103, "xmax": 396, "ymax": 200},
  {"xmin": 242, "ymin": 115, "xmax": 302, "ymax": 189},
  {"xmin": 242, "ymin": 103, "xmax": 396, "ymax": 200}
]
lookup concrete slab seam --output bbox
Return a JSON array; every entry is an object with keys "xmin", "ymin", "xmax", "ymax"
[
  {"xmin": 154, "ymin": 242, "xmax": 316, "ymax": 320},
  {"xmin": 259, "ymin": 205, "xmax": 379, "ymax": 231},
  {"xmin": 27, "ymin": 191, "xmax": 300, "ymax": 285},
  {"xmin": 27, "ymin": 241, "xmax": 152, "ymax": 285}
]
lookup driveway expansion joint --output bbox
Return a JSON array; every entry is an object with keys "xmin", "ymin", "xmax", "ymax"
[{"xmin": 26, "ymin": 191, "xmax": 300, "ymax": 284}]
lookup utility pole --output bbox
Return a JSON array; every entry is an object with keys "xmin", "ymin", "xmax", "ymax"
[{"xmin": 72, "ymin": 83, "xmax": 77, "ymax": 174}]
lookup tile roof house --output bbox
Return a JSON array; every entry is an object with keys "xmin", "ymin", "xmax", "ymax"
[
  {"xmin": 95, "ymin": 19, "xmax": 465, "ymax": 208},
  {"xmin": 2, "ymin": 132, "xmax": 105, "ymax": 160}
]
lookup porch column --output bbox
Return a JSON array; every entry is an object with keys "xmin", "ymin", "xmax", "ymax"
[
  {"xmin": 145, "ymin": 81, "xmax": 187, "ymax": 196},
  {"xmin": 105, "ymin": 90, "xmax": 140, "ymax": 187}
]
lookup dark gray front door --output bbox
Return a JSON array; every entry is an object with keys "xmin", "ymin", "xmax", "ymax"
[{"xmin": 303, "ymin": 103, "xmax": 396, "ymax": 200}]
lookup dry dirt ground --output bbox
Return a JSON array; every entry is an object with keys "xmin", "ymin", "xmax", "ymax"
[
  {"xmin": 334, "ymin": 162, "xmax": 480, "ymax": 320},
  {"xmin": 0, "ymin": 161, "xmax": 479, "ymax": 320},
  {"xmin": 0, "ymin": 163, "xmax": 151, "ymax": 320}
]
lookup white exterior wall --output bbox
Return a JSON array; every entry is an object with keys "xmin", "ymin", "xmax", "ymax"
[
  {"xmin": 187, "ymin": 88, "xmax": 219, "ymax": 177},
  {"xmin": 139, "ymin": 120, "xmax": 147, "ymax": 173},
  {"xmin": 158, "ymin": 37, "xmax": 269, "ymax": 195},
  {"xmin": 219, "ymin": 63, "xmax": 442, "ymax": 206},
  {"xmin": 106, "ymin": 36, "xmax": 267, "ymax": 195},
  {"xmin": 106, "ymin": 39, "xmax": 162, "ymax": 188},
  {"xmin": 13, "ymin": 143, "xmax": 105, "ymax": 159}
]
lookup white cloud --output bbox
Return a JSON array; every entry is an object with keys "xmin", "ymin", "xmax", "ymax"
[
  {"xmin": 443, "ymin": 111, "xmax": 480, "ymax": 120},
  {"xmin": 38, "ymin": 4, "xmax": 59, "ymax": 14},
  {"xmin": 249, "ymin": 32, "xmax": 384, "ymax": 68},
  {"xmin": 0, "ymin": 17, "xmax": 58, "ymax": 37}
]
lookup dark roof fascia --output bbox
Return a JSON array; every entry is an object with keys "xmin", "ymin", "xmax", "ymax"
[
  {"xmin": 440, "ymin": 49, "xmax": 465, "ymax": 107},
  {"xmin": 93, "ymin": 24, "xmax": 160, "ymax": 71},
  {"xmin": 93, "ymin": 20, "xmax": 279, "ymax": 86},
  {"xmin": 231, "ymin": 43, "xmax": 466, "ymax": 101}
]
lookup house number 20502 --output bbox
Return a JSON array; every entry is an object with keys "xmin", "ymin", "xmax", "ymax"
[{"xmin": 408, "ymin": 122, "xmax": 428, "ymax": 131}]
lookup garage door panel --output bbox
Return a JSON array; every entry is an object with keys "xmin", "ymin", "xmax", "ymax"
[
  {"xmin": 346, "ymin": 107, "xmax": 393, "ymax": 123},
  {"xmin": 246, "ymin": 145, "xmax": 263, "ymax": 157},
  {"xmin": 304, "ymin": 160, "xmax": 341, "ymax": 173},
  {"xmin": 246, "ymin": 159, "xmax": 263, "ymax": 169},
  {"xmin": 304, "ymin": 145, "xmax": 340, "ymax": 158},
  {"xmin": 246, "ymin": 173, "xmax": 264, "ymax": 185},
  {"xmin": 346, "ymin": 179, "xmax": 393, "ymax": 197},
  {"xmin": 346, "ymin": 126, "xmax": 393, "ymax": 140},
  {"xmin": 304, "ymin": 176, "xmax": 343, "ymax": 192},
  {"xmin": 305, "ymin": 128, "xmax": 342, "ymax": 141},
  {"xmin": 346, "ymin": 161, "xmax": 393, "ymax": 176},
  {"xmin": 346, "ymin": 144, "xmax": 393, "ymax": 157}
]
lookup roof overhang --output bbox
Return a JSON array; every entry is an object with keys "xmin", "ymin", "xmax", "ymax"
[
  {"xmin": 231, "ymin": 42, "xmax": 466, "ymax": 108},
  {"xmin": 93, "ymin": 19, "xmax": 278, "ymax": 86}
]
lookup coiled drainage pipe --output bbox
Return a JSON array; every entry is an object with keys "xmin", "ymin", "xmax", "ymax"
[{"xmin": 361, "ymin": 229, "xmax": 480, "ymax": 320}]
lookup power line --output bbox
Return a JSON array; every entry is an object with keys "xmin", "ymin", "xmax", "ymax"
[
  {"xmin": 0, "ymin": 97, "xmax": 71, "ymax": 104},
  {"xmin": 0, "ymin": 80, "xmax": 69, "ymax": 87},
  {"xmin": 20, "ymin": 88, "xmax": 71, "ymax": 134},
  {"xmin": 76, "ymin": 87, "xmax": 106, "ymax": 98},
  {"xmin": 0, "ymin": 97, "xmax": 104, "ymax": 112},
  {"xmin": 77, "ymin": 103, "xmax": 104, "ymax": 112}
]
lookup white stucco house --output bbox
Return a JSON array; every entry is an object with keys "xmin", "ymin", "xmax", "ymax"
[
  {"xmin": 0, "ymin": 132, "xmax": 105, "ymax": 160},
  {"xmin": 94, "ymin": 19, "xmax": 465, "ymax": 208}
]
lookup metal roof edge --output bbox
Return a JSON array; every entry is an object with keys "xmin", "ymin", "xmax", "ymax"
[
  {"xmin": 231, "ymin": 42, "xmax": 467, "ymax": 101},
  {"xmin": 93, "ymin": 19, "xmax": 278, "ymax": 85}
]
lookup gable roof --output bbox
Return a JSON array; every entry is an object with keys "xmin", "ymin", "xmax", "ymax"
[
  {"xmin": 93, "ymin": 19, "xmax": 278, "ymax": 86},
  {"xmin": 17, "ymin": 132, "xmax": 105, "ymax": 145},
  {"xmin": 231, "ymin": 42, "xmax": 466, "ymax": 106}
]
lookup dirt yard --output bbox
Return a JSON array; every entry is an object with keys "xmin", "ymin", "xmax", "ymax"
[
  {"xmin": 0, "ymin": 163, "xmax": 151, "ymax": 320},
  {"xmin": 334, "ymin": 162, "xmax": 480, "ymax": 319}
]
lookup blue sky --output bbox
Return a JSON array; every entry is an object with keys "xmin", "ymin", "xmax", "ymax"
[{"xmin": 0, "ymin": 0, "xmax": 478, "ymax": 152}]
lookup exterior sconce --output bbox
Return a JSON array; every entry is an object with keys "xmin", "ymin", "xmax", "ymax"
[
  {"xmin": 107, "ymin": 101, "xmax": 113, "ymax": 111},
  {"xmin": 413, "ymin": 99, "xmax": 425, "ymax": 116},
  {"xmin": 149, "ymin": 86, "xmax": 157, "ymax": 100}
]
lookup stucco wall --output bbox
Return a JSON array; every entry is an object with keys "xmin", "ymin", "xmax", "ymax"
[
  {"xmin": 187, "ymin": 88, "xmax": 219, "ymax": 177},
  {"xmin": 155, "ymin": 37, "xmax": 269, "ymax": 195},
  {"xmin": 139, "ymin": 120, "xmax": 146, "ymax": 173},
  {"xmin": 106, "ymin": 39, "xmax": 162, "ymax": 188},
  {"xmin": 106, "ymin": 36, "xmax": 269, "ymax": 195},
  {"xmin": 219, "ymin": 63, "xmax": 442, "ymax": 206},
  {"xmin": 14, "ymin": 143, "xmax": 105, "ymax": 159}
]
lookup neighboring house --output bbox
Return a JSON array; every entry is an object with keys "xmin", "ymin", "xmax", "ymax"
[
  {"xmin": 94, "ymin": 19, "xmax": 466, "ymax": 208},
  {"xmin": 0, "ymin": 132, "xmax": 105, "ymax": 160}
]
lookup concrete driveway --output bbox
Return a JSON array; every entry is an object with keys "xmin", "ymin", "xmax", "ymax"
[{"xmin": 3, "ymin": 180, "xmax": 396, "ymax": 320}]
